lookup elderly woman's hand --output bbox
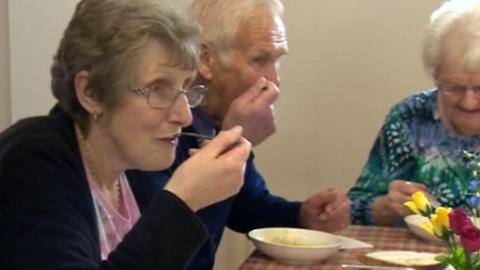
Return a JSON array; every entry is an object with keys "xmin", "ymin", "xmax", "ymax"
[
  {"xmin": 165, "ymin": 126, "xmax": 251, "ymax": 211},
  {"xmin": 372, "ymin": 180, "xmax": 429, "ymax": 226}
]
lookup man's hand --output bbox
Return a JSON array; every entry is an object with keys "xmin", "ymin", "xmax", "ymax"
[
  {"xmin": 299, "ymin": 188, "xmax": 351, "ymax": 232},
  {"xmin": 372, "ymin": 180, "xmax": 428, "ymax": 226},
  {"xmin": 222, "ymin": 77, "xmax": 279, "ymax": 146}
]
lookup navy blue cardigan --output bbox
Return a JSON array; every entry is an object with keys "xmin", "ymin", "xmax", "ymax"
[
  {"xmin": 155, "ymin": 108, "xmax": 302, "ymax": 269},
  {"xmin": 0, "ymin": 107, "xmax": 207, "ymax": 270}
]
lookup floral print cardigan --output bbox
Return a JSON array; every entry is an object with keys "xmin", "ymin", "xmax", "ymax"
[{"xmin": 347, "ymin": 89, "xmax": 480, "ymax": 225}]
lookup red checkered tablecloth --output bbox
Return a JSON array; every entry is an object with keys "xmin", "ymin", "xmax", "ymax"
[{"xmin": 238, "ymin": 225, "xmax": 447, "ymax": 270}]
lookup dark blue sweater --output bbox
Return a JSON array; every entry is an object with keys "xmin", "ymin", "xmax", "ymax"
[{"xmin": 154, "ymin": 108, "xmax": 302, "ymax": 270}]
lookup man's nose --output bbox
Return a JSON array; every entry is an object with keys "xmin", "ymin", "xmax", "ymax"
[{"xmin": 264, "ymin": 63, "xmax": 280, "ymax": 87}]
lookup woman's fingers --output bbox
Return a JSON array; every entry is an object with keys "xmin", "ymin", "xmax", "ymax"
[{"xmin": 200, "ymin": 126, "xmax": 250, "ymax": 159}]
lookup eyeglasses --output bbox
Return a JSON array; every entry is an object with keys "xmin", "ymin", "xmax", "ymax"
[
  {"xmin": 437, "ymin": 81, "xmax": 480, "ymax": 97},
  {"xmin": 130, "ymin": 83, "xmax": 207, "ymax": 109}
]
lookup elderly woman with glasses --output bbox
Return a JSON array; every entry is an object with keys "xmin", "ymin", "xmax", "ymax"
[
  {"xmin": 348, "ymin": 0, "xmax": 480, "ymax": 226},
  {"xmin": 0, "ymin": 0, "xmax": 251, "ymax": 269}
]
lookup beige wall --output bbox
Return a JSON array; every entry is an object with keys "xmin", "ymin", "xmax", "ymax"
[
  {"xmin": 3, "ymin": 1, "xmax": 446, "ymax": 269},
  {"xmin": 256, "ymin": 0, "xmax": 444, "ymax": 196},
  {"xmin": 0, "ymin": 0, "xmax": 10, "ymax": 130},
  {"xmin": 221, "ymin": 1, "xmax": 444, "ymax": 269}
]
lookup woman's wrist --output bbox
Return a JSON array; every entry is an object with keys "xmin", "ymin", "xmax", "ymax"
[{"xmin": 164, "ymin": 183, "xmax": 198, "ymax": 212}]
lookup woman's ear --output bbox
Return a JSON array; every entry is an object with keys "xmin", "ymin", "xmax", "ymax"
[
  {"xmin": 198, "ymin": 42, "xmax": 214, "ymax": 80},
  {"xmin": 74, "ymin": 71, "xmax": 102, "ymax": 116}
]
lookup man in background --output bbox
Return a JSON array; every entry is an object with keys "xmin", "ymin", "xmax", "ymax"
[{"xmin": 154, "ymin": 0, "xmax": 351, "ymax": 269}]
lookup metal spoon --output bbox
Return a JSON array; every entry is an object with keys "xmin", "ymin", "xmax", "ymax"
[
  {"xmin": 341, "ymin": 264, "xmax": 415, "ymax": 270},
  {"xmin": 176, "ymin": 132, "xmax": 214, "ymax": 140}
]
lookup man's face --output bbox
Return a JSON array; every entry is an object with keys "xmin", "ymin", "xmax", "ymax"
[{"xmin": 202, "ymin": 12, "xmax": 288, "ymax": 124}]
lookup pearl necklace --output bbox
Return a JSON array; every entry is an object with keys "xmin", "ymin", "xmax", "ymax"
[{"xmin": 75, "ymin": 125, "xmax": 120, "ymax": 210}]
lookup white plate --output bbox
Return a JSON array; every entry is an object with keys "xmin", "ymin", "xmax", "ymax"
[
  {"xmin": 337, "ymin": 235, "xmax": 374, "ymax": 250},
  {"xmin": 248, "ymin": 227, "xmax": 342, "ymax": 264},
  {"xmin": 361, "ymin": 250, "xmax": 444, "ymax": 269},
  {"xmin": 404, "ymin": 214, "xmax": 443, "ymax": 245},
  {"xmin": 405, "ymin": 214, "xmax": 480, "ymax": 245}
]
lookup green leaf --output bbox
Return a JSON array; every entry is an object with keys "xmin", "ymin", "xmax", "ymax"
[{"xmin": 474, "ymin": 260, "xmax": 480, "ymax": 270}]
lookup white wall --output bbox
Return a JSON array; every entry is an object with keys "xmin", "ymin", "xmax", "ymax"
[
  {"xmin": 258, "ymin": 0, "xmax": 444, "ymax": 197},
  {"xmin": 0, "ymin": 0, "xmax": 10, "ymax": 130},
  {"xmin": 7, "ymin": 0, "xmax": 190, "ymax": 122},
  {"xmin": 3, "ymin": 0, "xmax": 446, "ymax": 269},
  {"xmin": 8, "ymin": 0, "xmax": 77, "ymax": 121}
]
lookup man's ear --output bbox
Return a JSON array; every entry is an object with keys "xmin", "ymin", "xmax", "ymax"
[
  {"xmin": 198, "ymin": 42, "xmax": 214, "ymax": 80},
  {"xmin": 74, "ymin": 71, "xmax": 102, "ymax": 116}
]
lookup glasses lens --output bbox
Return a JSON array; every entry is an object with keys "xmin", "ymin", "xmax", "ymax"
[
  {"xmin": 147, "ymin": 84, "xmax": 180, "ymax": 109},
  {"xmin": 186, "ymin": 85, "xmax": 208, "ymax": 108},
  {"xmin": 448, "ymin": 85, "xmax": 466, "ymax": 95},
  {"xmin": 440, "ymin": 83, "xmax": 466, "ymax": 96},
  {"xmin": 473, "ymin": 86, "xmax": 480, "ymax": 97}
]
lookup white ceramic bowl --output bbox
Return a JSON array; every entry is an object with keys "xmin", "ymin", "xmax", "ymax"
[{"xmin": 248, "ymin": 227, "xmax": 342, "ymax": 264}]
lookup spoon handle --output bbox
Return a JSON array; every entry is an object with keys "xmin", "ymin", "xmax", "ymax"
[
  {"xmin": 179, "ymin": 132, "xmax": 214, "ymax": 140},
  {"xmin": 341, "ymin": 264, "xmax": 415, "ymax": 270}
]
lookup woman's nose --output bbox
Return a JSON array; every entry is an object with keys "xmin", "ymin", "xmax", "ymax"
[
  {"xmin": 460, "ymin": 89, "xmax": 480, "ymax": 109},
  {"xmin": 169, "ymin": 93, "xmax": 193, "ymax": 127}
]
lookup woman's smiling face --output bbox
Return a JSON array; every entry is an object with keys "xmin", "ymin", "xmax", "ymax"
[{"xmin": 436, "ymin": 49, "xmax": 480, "ymax": 137}]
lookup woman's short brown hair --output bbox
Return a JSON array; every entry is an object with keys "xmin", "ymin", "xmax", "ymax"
[{"xmin": 51, "ymin": 0, "xmax": 200, "ymax": 131}]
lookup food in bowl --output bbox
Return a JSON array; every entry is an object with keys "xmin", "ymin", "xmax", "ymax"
[{"xmin": 261, "ymin": 228, "xmax": 321, "ymax": 246}]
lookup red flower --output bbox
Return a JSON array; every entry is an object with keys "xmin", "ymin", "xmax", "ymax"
[
  {"xmin": 449, "ymin": 209, "xmax": 480, "ymax": 252},
  {"xmin": 461, "ymin": 227, "xmax": 480, "ymax": 252},
  {"xmin": 450, "ymin": 209, "xmax": 474, "ymax": 235}
]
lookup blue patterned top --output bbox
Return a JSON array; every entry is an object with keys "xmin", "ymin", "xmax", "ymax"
[{"xmin": 347, "ymin": 89, "xmax": 480, "ymax": 225}]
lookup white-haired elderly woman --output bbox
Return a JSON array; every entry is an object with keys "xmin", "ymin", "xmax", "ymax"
[
  {"xmin": 348, "ymin": 0, "xmax": 480, "ymax": 226},
  {"xmin": 0, "ymin": 0, "xmax": 251, "ymax": 269}
]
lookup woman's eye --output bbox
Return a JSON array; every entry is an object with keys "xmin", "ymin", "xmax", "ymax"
[
  {"xmin": 449, "ymin": 85, "xmax": 465, "ymax": 93},
  {"xmin": 149, "ymin": 81, "xmax": 172, "ymax": 92}
]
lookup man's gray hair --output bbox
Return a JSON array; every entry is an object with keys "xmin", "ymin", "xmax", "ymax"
[
  {"xmin": 189, "ymin": 0, "xmax": 283, "ymax": 55},
  {"xmin": 423, "ymin": 0, "xmax": 480, "ymax": 77}
]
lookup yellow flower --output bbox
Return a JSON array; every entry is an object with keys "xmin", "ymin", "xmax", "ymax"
[
  {"xmin": 404, "ymin": 201, "xmax": 420, "ymax": 214},
  {"xmin": 436, "ymin": 207, "xmax": 451, "ymax": 229},
  {"xmin": 430, "ymin": 207, "xmax": 452, "ymax": 237},
  {"xmin": 420, "ymin": 220, "xmax": 434, "ymax": 235},
  {"xmin": 430, "ymin": 214, "xmax": 443, "ymax": 237},
  {"xmin": 403, "ymin": 191, "xmax": 431, "ymax": 215}
]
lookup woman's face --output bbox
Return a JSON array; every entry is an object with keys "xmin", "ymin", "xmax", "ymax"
[
  {"xmin": 436, "ymin": 51, "xmax": 480, "ymax": 137},
  {"xmin": 100, "ymin": 40, "xmax": 194, "ymax": 171}
]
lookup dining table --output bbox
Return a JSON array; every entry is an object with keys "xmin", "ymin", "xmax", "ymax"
[{"xmin": 238, "ymin": 225, "xmax": 447, "ymax": 270}]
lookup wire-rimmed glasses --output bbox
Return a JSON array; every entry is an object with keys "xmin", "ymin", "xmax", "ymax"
[
  {"xmin": 437, "ymin": 81, "xmax": 480, "ymax": 97},
  {"xmin": 130, "ymin": 83, "xmax": 207, "ymax": 109}
]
